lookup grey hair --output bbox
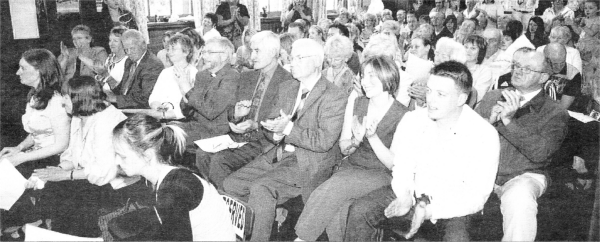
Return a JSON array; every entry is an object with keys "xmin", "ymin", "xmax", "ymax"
[
  {"xmin": 363, "ymin": 34, "xmax": 400, "ymax": 60},
  {"xmin": 251, "ymin": 31, "xmax": 281, "ymax": 56},
  {"xmin": 121, "ymin": 29, "xmax": 146, "ymax": 45},
  {"xmin": 325, "ymin": 35, "xmax": 354, "ymax": 60},
  {"xmin": 206, "ymin": 37, "xmax": 235, "ymax": 63},
  {"xmin": 436, "ymin": 37, "xmax": 467, "ymax": 63}
]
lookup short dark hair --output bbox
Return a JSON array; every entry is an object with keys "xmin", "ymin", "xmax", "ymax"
[
  {"xmin": 432, "ymin": 61, "xmax": 473, "ymax": 94},
  {"xmin": 168, "ymin": 34, "xmax": 195, "ymax": 63},
  {"xmin": 289, "ymin": 21, "xmax": 307, "ymax": 36},
  {"xmin": 163, "ymin": 30, "xmax": 176, "ymax": 39},
  {"xmin": 178, "ymin": 27, "xmax": 205, "ymax": 49},
  {"xmin": 502, "ymin": 29, "xmax": 519, "ymax": 42},
  {"xmin": 419, "ymin": 15, "xmax": 431, "ymax": 24},
  {"xmin": 329, "ymin": 22, "xmax": 350, "ymax": 37},
  {"xmin": 464, "ymin": 35, "xmax": 487, "ymax": 64},
  {"xmin": 361, "ymin": 56, "xmax": 400, "ymax": 96},
  {"xmin": 443, "ymin": 14, "xmax": 458, "ymax": 32},
  {"xmin": 61, "ymin": 75, "xmax": 107, "ymax": 117},
  {"xmin": 204, "ymin": 12, "xmax": 218, "ymax": 26},
  {"xmin": 505, "ymin": 20, "xmax": 523, "ymax": 38},
  {"xmin": 110, "ymin": 26, "xmax": 128, "ymax": 37}
]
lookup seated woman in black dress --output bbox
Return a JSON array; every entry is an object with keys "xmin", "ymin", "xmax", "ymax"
[{"xmin": 112, "ymin": 114, "xmax": 235, "ymax": 241}]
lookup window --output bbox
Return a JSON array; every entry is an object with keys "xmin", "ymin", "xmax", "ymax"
[
  {"xmin": 57, "ymin": 0, "xmax": 80, "ymax": 14},
  {"xmin": 258, "ymin": 0, "xmax": 339, "ymax": 17},
  {"xmin": 147, "ymin": 0, "xmax": 193, "ymax": 17}
]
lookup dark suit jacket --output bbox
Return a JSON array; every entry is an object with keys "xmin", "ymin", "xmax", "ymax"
[
  {"xmin": 263, "ymin": 76, "xmax": 347, "ymax": 200},
  {"xmin": 115, "ymin": 51, "xmax": 163, "ymax": 109},
  {"xmin": 475, "ymin": 89, "xmax": 569, "ymax": 185},
  {"xmin": 180, "ymin": 64, "xmax": 240, "ymax": 144},
  {"xmin": 433, "ymin": 27, "xmax": 454, "ymax": 46},
  {"xmin": 230, "ymin": 65, "xmax": 293, "ymax": 143}
]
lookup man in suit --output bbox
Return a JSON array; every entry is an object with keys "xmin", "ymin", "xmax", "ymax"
[
  {"xmin": 222, "ymin": 39, "xmax": 347, "ymax": 241},
  {"xmin": 476, "ymin": 47, "xmax": 569, "ymax": 241},
  {"xmin": 432, "ymin": 11, "xmax": 452, "ymax": 46},
  {"xmin": 101, "ymin": 29, "xmax": 162, "ymax": 109},
  {"xmin": 196, "ymin": 31, "xmax": 294, "ymax": 188},
  {"xmin": 180, "ymin": 37, "xmax": 240, "ymax": 145}
]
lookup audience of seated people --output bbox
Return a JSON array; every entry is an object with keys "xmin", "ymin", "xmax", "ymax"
[{"xmin": 3, "ymin": 4, "xmax": 600, "ymax": 241}]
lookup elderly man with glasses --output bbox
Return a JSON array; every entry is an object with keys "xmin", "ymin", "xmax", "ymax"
[
  {"xmin": 476, "ymin": 47, "xmax": 569, "ymax": 241},
  {"xmin": 179, "ymin": 37, "xmax": 240, "ymax": 145},
  {"xmin": 542, "ymin": 42, "xmax": 584, "ymax": 111},
  {"xmin": 222, "ymin": 38, "xmax": 347, "ymax": 241}
]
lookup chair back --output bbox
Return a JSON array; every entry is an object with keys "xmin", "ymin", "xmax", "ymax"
[{"xmin": 222, "ymin": 194, "xmax": 255, "ymax": 241}]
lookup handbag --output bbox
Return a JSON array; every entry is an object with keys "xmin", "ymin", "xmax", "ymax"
[{"xmin": 98, "ymin": 198, "xmax": 159, "ymax": 241}]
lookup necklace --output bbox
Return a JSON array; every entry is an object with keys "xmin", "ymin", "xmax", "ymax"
[{"xmin": 173, "ymin": 64, "xmax": 190, "ymax": 79}]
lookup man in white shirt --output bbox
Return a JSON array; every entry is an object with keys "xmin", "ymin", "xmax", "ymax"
[
  {"xmin": 344, "ymin": 61, "xmax": 500, "ymax": 241},
  {"xmin": 476, "ymin": 47, "xmax": 569, "ymax": 241}
]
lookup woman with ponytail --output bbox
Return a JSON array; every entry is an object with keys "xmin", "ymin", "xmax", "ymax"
[{"xmin": 112, "ymin": 114, "xmax": 235, "ymax": 241}]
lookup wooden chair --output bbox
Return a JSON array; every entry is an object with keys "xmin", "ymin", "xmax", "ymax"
[{"xmin": 221, "ymin": 194, "xmax": 255, "ymax": 241}]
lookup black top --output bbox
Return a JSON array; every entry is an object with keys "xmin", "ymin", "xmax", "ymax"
[
  {"xmin": 153, "ymin": 169, "xmax": 205, "ymax": 241},
  {"xmin": 544, "ymin": 66, "xmax": 584, "ymax": 112}
]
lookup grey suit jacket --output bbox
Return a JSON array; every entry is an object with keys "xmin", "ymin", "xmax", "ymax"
[
  {"xmin": 264, "ymin": 75, "xmax": 348, "ymax": 199},
  {"xmin": 230, "ymin": 65, "xmax": 293, "ymax": 144}
]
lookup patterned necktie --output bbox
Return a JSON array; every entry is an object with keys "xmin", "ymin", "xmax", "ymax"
[
  {"xmin": 248, "ymin": 74, "xmax": 267, "ymax": 121},
  {"xmin": 291, "ymin": 88, "xmax": 310, "ymax": 122},
  {"xmin": 74, "ymin": 58, "xmax": 82, "ymax": 77},
  {"xmin": 120, "ymin": 58, "xmax": 136, "ymax": 95}
]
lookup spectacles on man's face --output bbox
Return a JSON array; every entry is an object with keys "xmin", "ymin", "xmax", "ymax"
[
  {"xmin": 512, "ymin": 63, "xmax": 544, "ymax": 74},
  {"xmin": 546, "ymin": 59, "xmax": 566, "ymax": 67},
  {"xmin": 290, "ymin": 55, "xmax": 315, "ymax": 62},
  {"xmin": 201, "ymin": 50, "xmax": 225, "ymax": 55}
]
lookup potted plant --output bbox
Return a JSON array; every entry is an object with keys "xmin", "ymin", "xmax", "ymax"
[{"xmin": 261, "ymin": 6, "xmax": 268, "ymax": 17}]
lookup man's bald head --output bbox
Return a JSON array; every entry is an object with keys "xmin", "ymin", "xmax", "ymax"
[{"xmin": 544, "ymin": 42, "xmax": 567, "ymax": 74}]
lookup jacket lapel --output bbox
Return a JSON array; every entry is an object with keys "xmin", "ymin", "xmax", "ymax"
[{"xmin": 296, "ymin": 76, "xmax": 327, "ymax": 120}]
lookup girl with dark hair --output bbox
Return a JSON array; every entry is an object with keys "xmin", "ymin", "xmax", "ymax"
[
  {"xmin": 0, "ymin": 49, "xmax": 70, "ymax": 176},
  {"xmin": 112, "ymin": 114, "xmax": 235, "ymax": 241},
  {"xmin": 294, "ymin": 56, "xmax": 409, "ymax": 241},
  {"xmin": 28, "ymin": 76, "xmax": 127, "ymax": 237},
  {"xmin": 0, "ymin": 49, "xmax": 70, "ymax": 237},
  {"xmin": 526, "ymin": 16, "xmax": 549, "ymax": 48},
  {"xmin": 464, "ymin": 35, "xmax": 493, "ymax": 103},
  {"xmin": 443, "ymin": 14, "xmax": 458, "ymax": 35}
]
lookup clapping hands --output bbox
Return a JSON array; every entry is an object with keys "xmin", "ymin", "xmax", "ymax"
[
  {"xmin": 489, "ymin": 89, "xmax": 520, "ymax": 125},
  {"xmin": 261, "ymin": 110, "xmax": 292, "ymax": 134}
]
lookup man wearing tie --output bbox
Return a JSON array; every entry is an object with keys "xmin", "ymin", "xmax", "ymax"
[
  {"xmin": 100, "ymin": 29, "xmax": 162, "ymax": 109},
  {"xmin": 222, "ymin": 39, "xmax": 347, "ymax": 241},
  {"xmin": 476, "ymin": 47, "xmax": 569, "ymax": 241},
  {"xmin": 196, "ymin": 31, "xmax": 294, "ymax": 189}
]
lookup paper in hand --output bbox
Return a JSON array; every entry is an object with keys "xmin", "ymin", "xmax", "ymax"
[{"xmin": 0, "ymin": 158, "xmax": 28, "ymax": 210}]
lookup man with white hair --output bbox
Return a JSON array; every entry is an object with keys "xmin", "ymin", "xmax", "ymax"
[
  {"xmin": 99, "ymin": 29, "xmax": 162, "ymax": 109},
  {"xmin": 223, "ymin": 39, "xmax": 347, "ymax": 241},
  {"xmin": 196, "ymin": 31, "xmax": 294, "ymax": 188},
  {"xmin": 537, "ymin": 25, "xmax": 583, "ymax": 74},
  {"xmin": 482, "ymin": 28, "xmax": 503, "ymax": 63},
  {"xmin": 180, "ymin": 37, "xmax": 240, "ymax": 144},
  {"xmin": 476, "ymin": 47, "xmax": 568, "ymax": 241}
]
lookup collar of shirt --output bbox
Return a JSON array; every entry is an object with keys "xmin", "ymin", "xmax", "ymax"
[
  {"xmin": 134, "ymin": 51, "xmax": 147, "ymax": 67},
  {"xmin": 517, "ymin": 89, "xmax": 541, "ymax": 107},
  {"xmin": 300, "ymin": 73, "xmax": 321, "ymax": 93},
  {"xmin": 210, "ymin": 64, "xmax": 233, "ymax": 77},
  {"xmin": 260, "ymin": 62, "xmax": 279, "ymax": 81}
]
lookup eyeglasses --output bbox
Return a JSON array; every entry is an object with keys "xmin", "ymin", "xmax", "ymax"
[
  {"xmin": 546, "ymin": 59, "xmax": 566, "ymax": 66},
  {"xmin": 512, "ymin": 63, "xmax": 544, "ymax": 74},
  {"xmin": 291, "ymin": 55, "xmax": 315, "ymax": 62},
  {"xmin": 201, "ymin": 50, "xmax": 225, "ymax": 55}
]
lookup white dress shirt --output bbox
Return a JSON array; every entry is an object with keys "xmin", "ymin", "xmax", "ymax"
[{"xmin": 390, "ymin": 107, "xmax": 500, "ymax": 221}]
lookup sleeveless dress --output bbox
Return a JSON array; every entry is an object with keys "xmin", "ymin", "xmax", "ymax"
[
  {"xmin": 295, "ymin": 97, "xmax": 409, "ymax": 241},
  {"xmin": 18, "ymin": 93, "xmax": 68, "ymax": 177}
]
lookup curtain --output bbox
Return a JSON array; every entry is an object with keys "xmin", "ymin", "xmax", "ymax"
[
  {"xmin": 120, "ymin": 0, "xmax": 150, "ymax": 43},
  {"xmin": 240, "ymin": 0, "xmax": 261, "ymax": 31}
]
